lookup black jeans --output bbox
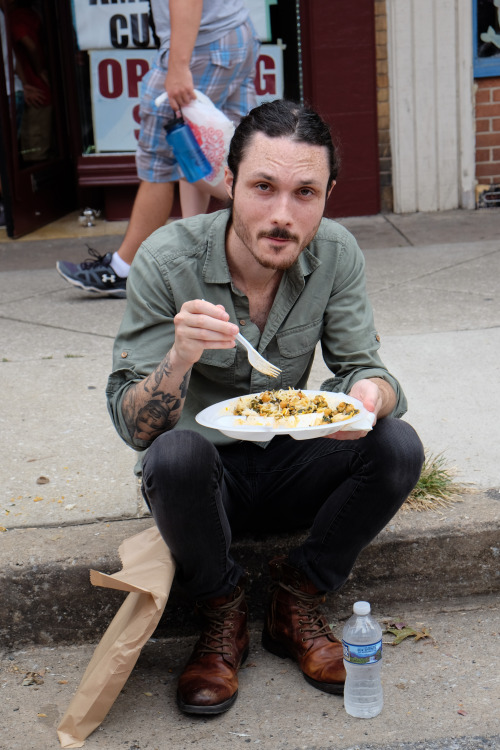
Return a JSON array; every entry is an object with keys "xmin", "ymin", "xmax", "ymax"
[{"xmin": 142, "ymin": 418, "xmax": 424, "ymax": 600}]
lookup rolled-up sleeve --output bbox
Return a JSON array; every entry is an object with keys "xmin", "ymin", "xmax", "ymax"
[{"xmin": 106, "ymin": 368, "xmax": 151, "ymax": 450}]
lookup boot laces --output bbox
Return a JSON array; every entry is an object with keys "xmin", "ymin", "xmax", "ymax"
[
  {"xmin": 196, "ymin": 590, "xmax": 245, "ymax": 658},
  {"xmin": 80, "ymin": 246, "xmax": 110, "ymax": 270},
  {"xmin": 280, "ymin": 581, "xmax": 333, "ymax": 642}
]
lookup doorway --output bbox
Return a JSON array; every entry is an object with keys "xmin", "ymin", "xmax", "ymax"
[
  {"xmin": 300, "ymin": 0, "xmax": 380, "ymax": 217},
  {"xmin": 0, "ymin": 0, "xmax": 75, "ymax": 239}
]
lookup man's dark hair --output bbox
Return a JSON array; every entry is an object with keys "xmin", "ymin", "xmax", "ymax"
[{"xmin": 227, "ymin": 99, "xmax": 339, "ymax": 191}]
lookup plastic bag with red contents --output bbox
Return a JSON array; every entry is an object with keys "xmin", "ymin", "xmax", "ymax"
[{"xmin": 181, "ymin": 90, "xmax": 235, "ymax": 186}]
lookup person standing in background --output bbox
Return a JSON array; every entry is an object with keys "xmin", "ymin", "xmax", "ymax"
[
  {"xmin": 56, "ymin": 0, "xmax": 260, "ymax": 298},
  {"xmin": 6, "ymin": 0, "xmax": 53, "ymax": 162},
  {"xmin": 0, "ymin": 7, "xmax": 24, "ymax": 135},
  {"xmin": 0, "ymin": 3, "xmax": 45, "ymax": 226}
]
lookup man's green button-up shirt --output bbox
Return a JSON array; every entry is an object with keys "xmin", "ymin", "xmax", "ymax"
[{"xmin": 106, "ymin": 209, "xmax": 407, "ymax": 457}]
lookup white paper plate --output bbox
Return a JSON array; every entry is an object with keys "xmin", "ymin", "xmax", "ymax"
[{"xmin": 195, "ymin": 390, "xmax": 374, "ymax": 442}]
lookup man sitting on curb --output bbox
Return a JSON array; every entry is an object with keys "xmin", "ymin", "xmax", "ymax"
[{"xmin": 106, "ymin": 99, "xmax": 424, "ymax": 715}]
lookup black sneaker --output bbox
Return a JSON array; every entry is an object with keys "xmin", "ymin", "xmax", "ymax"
[{"xmin": 56, "ymin": 247, "xmax": 127, "ymax": 298}]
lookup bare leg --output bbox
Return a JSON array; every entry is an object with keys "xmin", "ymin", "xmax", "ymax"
[
  {"xmin": 116, "ymin": 180, "xmax": 175, "ymax": 265},
  {"xmin": 179, "ymin": 182, "xmax": 210, "ymax": 218}
]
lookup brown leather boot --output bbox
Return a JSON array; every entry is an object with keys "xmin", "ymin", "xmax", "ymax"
[
  {"xmin": 262, "ymin": 557, "xmax": 346, "ymax": 694},
  {"xmin": 177, "ymin": 582, "xmax": 249, "ymax": 715}
]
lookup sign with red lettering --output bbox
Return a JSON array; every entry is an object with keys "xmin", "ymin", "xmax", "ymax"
[
  {"xmin": 89, "ymin": 49, "xmax": 157, "ymax": 152},
  {"xmin": 89, "ymin": 46, "xmax": 283, "ymax": 153},
  {"xmin": 254, "ymin": 46, "xmax": 283, "ymax": 103},
  {"xmin": 72, "ymin": 0, "xmax": 156, "ymax": 50}
]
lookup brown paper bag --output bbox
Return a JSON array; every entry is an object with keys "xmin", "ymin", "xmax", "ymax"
[{"xmin": 57, "ymin": 525, "xmax": 176, "ymax": 748}]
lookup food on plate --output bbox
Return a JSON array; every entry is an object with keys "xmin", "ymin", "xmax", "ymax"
[{"xmin": 232, "ymin": 389, "xmax": 359, "ymax": 428}]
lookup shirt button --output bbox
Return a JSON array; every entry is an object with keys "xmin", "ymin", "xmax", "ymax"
[
  {"xmin": 239, "ymin": 320, "xmax": 246, "ymax": 326},
  {"xmin": 375, "ymin": 334, "xmax": 381, "ymax": 342},
  {"xmin": 121, "ymin": 351, "xmax": 128, "ymax": 358}
]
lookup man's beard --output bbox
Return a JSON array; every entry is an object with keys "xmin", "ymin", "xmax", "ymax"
[{"xmin": 230, "ymin": 205, "xmax": 319, "ymax": 271}]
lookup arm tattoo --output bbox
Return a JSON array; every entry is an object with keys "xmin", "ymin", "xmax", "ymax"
[
  {"xmin": 145, "ymin": 351, "xmax": 173, "ymax": 394},
  {"xmin": 122, "ymin": 353, "xmax": 191, "ymax": 441}
]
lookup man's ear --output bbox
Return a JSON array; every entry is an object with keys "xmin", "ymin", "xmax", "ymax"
[
  {"xmin": 224, "ymin": 166, "xmax": 234, "ymax": 199},
  {"xmin": 327, "ymin": 180, "xmax": 336, "ymax": 200}
]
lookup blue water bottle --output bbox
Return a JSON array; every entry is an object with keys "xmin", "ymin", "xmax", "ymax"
[{"xmin": 165, "ymin": 114, "xmax": 212, "ymax": 183}]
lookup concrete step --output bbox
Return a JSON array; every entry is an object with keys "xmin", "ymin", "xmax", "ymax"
[{"xmin": 1, "ymin": 490, "xmax": 498, "ymax": 647}]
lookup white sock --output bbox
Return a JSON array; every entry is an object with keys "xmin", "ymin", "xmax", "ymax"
[{"xmin": 110, "ymin": 252, "xmax": 131, "ymax": 279}]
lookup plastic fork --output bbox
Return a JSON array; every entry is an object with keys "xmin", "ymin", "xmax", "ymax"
[{"xmin": 235, "ymin": 333, "xmax": 281, "ymax": 378}]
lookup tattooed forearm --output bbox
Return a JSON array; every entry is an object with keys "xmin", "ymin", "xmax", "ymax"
[
  {"xmin": 133, "ymin": 394, "xmax": 180, "ymax": 440},
  {"xmin": 145, "ymin": 351, "xmax": 173, "ymax": 394},
  {"xmin": 154, "ymin": 351, "xmax": 173, "ymax": 390},
  {"xmin": 123, "ymin": 386, "xmax": 183, "ymax": 441},
  {"xmin": 121, "ymin": 351, "xmax": 191, "ymax": 441}
]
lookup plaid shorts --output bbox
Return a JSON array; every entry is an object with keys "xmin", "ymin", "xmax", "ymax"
[{"xmin": 136, "ymin": 20, "xmax": 260, "ymax": 182}]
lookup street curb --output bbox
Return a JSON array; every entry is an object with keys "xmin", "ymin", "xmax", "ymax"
[{"xmin": 1, "ymin": 491, "xmax": 498, "ymax": 647}]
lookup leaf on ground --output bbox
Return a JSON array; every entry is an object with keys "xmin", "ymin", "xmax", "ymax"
[
  {"xmin": 413, "ymin": 627, "xmax": 432, "ymax": 642},
  {"xmin": 384, "ymin": 624, "xmax": 432, "ymax": 646},
  {"xmin": 384, "ymin": 626, "xmax": 418, "ymax": 645}
]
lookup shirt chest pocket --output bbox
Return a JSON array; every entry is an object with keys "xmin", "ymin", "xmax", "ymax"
[
  {"xmin": 275, "ymin": 318, "xmax": 324, "ymax": 388},
  {"xmin": 276, "ymin": 317, "xmax": 324, "ymax": 359},
  {"xmin": 196, "ymin": 348, "xmax": 237, "ymax": 386}
]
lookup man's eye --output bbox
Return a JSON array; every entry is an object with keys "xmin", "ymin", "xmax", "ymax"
[
  {"xmin": 298, "ymin": 188, "xmax": 314, "ymax": 197},
  {"xmin": 256, "ymin": 183, "xmax": 270, "ymax": 191}
]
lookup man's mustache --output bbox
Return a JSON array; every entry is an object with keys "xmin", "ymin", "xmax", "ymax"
[{"xmin": 259, "ymin": 227, "xmax": 299, "ymax": 242}]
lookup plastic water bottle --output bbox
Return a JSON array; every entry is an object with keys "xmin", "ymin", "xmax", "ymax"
[
  {"xmin": 165, "ymin": 115, "xmax": 212, "ymax": 183},
  {"xmin": 342, "ymin": 601, "xmax": 383, "ymax": 718}
]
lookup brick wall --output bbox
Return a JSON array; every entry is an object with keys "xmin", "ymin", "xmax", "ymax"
[
  {"xmin": 374, "ymin": 0, "xmax": 392, "ymax": 212},
  {"xmin": 475, "ymin": 77, "xmax": 500, "ymax": 186}
]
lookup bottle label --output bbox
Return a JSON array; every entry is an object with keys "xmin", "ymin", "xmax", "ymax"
[{"xmin": 342, "ymin": 639, "xmax": 382, "ymax": 664}]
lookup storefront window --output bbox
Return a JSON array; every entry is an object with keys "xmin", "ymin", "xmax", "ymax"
[
  {"xmin": 70, "ymin": 0, "xmax": 301, "ymax": 156},
  {"xmin": 474, "ymin": 0, "xmax": 500, "ymax": 77}
]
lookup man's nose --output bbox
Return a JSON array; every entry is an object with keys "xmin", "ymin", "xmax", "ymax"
[{"xmin": 270, "ymin": 193, "xmax": 293, "ymax": 225}]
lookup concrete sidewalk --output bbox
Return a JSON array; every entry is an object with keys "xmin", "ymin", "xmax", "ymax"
[
  {"xmin": 1, "ymin": 598, "xmax": 499, "ymax": 750},
  {"xmin": 0, "ymin": 207, "xmax": 499, "ymax": 749}
]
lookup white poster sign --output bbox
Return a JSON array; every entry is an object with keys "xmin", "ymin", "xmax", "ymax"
[
  {"xmin": 73, "ymin": 0, "xmax": 276, "ymax": 50},
  {"xmin": 90, "ymin": 45, "xmax": 283, "ymax": 153},
  {"xmin": 72, "ymin": 0, "xmax": 156, "ymax": 51},
  {"xmin": 90, "ymin": 49, "xmax": 157, "ymax": 152}
]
